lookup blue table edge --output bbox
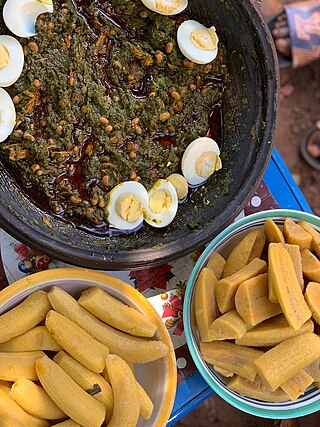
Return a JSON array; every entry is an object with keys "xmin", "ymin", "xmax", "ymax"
[
  {"xmin": 167, "ymin": 148, "xmax": 312, "ymax": 425},
  {"xmin": 264, "ymin": 148, "xmax": 312, "ymax": 214}
]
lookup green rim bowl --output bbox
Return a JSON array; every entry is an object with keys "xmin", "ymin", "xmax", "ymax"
[{"xmin": 184, "ymin": 209, "xmax": 320, "ymax": 419}]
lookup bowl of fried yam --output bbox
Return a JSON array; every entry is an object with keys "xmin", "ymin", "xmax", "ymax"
[
  {"xmin": 184, "ymin": 209, "xmax": 320, "ymax": 418},
  {"xmin": 0, "ymin": 269, "xmax": 176, "ymax": 427}
]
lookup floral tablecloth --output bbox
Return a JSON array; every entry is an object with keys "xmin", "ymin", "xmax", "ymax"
[{"xmin": 0, "ymin": 180, "xmax": 278, "ymax": 385}]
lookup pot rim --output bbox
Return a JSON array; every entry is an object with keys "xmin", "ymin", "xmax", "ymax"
[{"xmin": 0, "ymin": 0, "xmax": 279, "ymax": 270}]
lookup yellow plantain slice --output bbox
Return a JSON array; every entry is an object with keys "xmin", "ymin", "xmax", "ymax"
[
  {"xmin": 285, "ymin": 244, "xmax": 304, "ymax": 290},
  {"xmin": 268, "ymin": 244, "xmax": 311, "ymax": 330},
  {"xmin": 213, "ymin": 365, "xmax": 234, "ymax": 377},
  {"xmin": 0, "ymin": 351, "xmax": 45, "ymax": 381},
  {"xmin": 36, "ymin": 356, "xmax": 105, "ymax": 427},
  {"xmin": 222, "ymin": 230, "xmax": 266, "ymax": 278},
  {"xmin": 254, "ymin": 332, "xmax": 320, "ymax": 391},
  {"xmin": 280, "ymin": 370, "xmax": 314, "ymax": 402},
  {"xmin": 235, "ymin": 315, "xmax": 314, "ymax": 347},
  {"xmin": 48, "ymin": 287, "xmax": 168, "ymax": 363},
  {"xmin": 194, "ymin": 268, "xmax": 219, "ymax": 342},
  {"xmin": 0, "ymin": 290, "xmax": 51, "ymax": 344},
  {"xmin": 216, "ymin": 258, "xmax": 267, "ymax": 314},
  {"xmin": 10, "ymin": 378, "xmax": 66, "ymax": 420},
  {"xmin": 268, "ymin": 243, "xmax": 304, "ymax": 302},
  {"xmin": 207, "ymin": 309, "xmax": 252, "ymax": 340},
  {"xmin": 283, "ymin": 218, "xmax": 312, "ymax": 250},
  {"xmin": 105, "ymin": 355, "xmax": 140, "ymax": 427},
  {"xmin": 103, "ymin": 361, "xmax": 154, "ymax": 420},
  {"xmin": 0, "ymin": 388, "xmax": 50, "ymax": 427},
  {"xmin": 200, "ymin": 341, "xmax": 263, "ymax": 382},
  {"xmin": 206, "ymin": 252, "xmax": 226, "ymax": 280},
  {"xmin": 235, "ymin": 273, "xmax": 282, "ymax": 326},
  {"xmin": 46, "ymin": 310, "xmax": 109, "ymax": 373},
  {"xmin": 78, "ymin": 286, "xmax": 157, "ymax": 338},
  {"xmin": 301, "ymin": 249, "xmax": 320, "ymax": 282},
  {"xmin": 136, "ymin": 379, "xmax": 154, "ymax": 420},
  {"xmin": 298, "ymin": 221, "xmax": 320, "ymax": 257},
  {"xmin": 228, "ymin": 375, "xmax": 288, "ymax": 403},
  {"xmin": 54, "ymin": 351, "xmax": 113, "ymax": 422},
  {"xmin": 305, "ymin": 282, "xmax": 320, "ymax": 325},
  {"xmin": 264, "ymin": 219, "xmax": 285, "ymax": 244},
  {"xmin": 0, "ymin": 326, "xmax": 62, "ymax": 353}
]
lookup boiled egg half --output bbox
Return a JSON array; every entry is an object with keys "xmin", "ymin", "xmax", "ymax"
[
  {"xmin": 3, "ymin": 0, "xmax": 53, "ymax": 38},
  {"xmin": 0, "ymin": 36, "xmax": 24, "ymax": 87},
  {"xmin": 141, "ymin": 0, "xmax": 187, "ymax": 16},
  {"xmin": 181, "ymin": 137, "xmax": 222, "ymax": 186},
  {"xmin": 167, "ymin": 173, "xmax": 188, "ymax": 200},
  {"xmin": 0, "ymin": 88, "xmax": 16, "ymax": 142},
  {"xmin": 177, "ymin": 20, "xmax": 219, "ymax": 64},
  {"xmin": 107, "ymin": 181, "xmax": 149, "ymax": 230},
  {"xmin": 144, "ymin": 179, "xmax": 178, "ymax": 228}
]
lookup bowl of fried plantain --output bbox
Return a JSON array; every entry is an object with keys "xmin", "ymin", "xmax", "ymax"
[
  {"xmin": 184, "ymin": 209, "xmax": 320, "ymax": 419},
  {"xmin": 0, "ymin": 268, "xmax": 177, "ymax": 427}
]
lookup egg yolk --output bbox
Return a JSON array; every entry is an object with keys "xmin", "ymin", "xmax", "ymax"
[
  {"xmin": 0, "ymin": 44, "xmax": 10, "ymax": 70},
  {"xmin": 115, "ymin": 193, "xmax": 142, "ymax": 222},
  {"xmin": 149, "ymin": 189, "xmax": 172, "ymax": 214},
  {"xmin": 167, "ymin": 174, "xmax": 188, "ymax": 200},
  {"xmin": 215, "ymin": 156, "xmax": 222, "ymax": 171},
  {"xmin": 39, "ymin": 0, "xmax": 53, "ymax": 6},
  {"xmin": 155, "ymin": 0, "xmax": 185, "ymax": 14},
  {"xmin": 195, "ymin": 152, "xmax": 222, "ymax": 177},
  {"xmin": 190, "ymin": 27, "xmax": 218, "ymax": 51}
]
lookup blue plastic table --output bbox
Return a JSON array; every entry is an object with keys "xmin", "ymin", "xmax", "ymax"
[{"xmin": 168, "ymin": 148, "xmax": 313, "ymax": 425}]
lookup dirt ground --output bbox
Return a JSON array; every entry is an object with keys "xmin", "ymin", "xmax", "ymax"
[
  {"xmin": 174, "ymin": 0, "xmax": 320, "ymax": 425},
  {"xmin": 174, "ymin": 396, "xmax": 319, "ymax": 427},
  {"xmin": 262, "ymin": 0, "xmax": 320, "ymax": 216}
]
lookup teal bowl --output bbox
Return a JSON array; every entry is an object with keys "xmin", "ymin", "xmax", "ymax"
[{"xmin": 184, "ymin": 209, "xmax": 320, "ymax": 419}]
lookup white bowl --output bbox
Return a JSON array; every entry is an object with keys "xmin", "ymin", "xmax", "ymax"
[{"xmin": 0, "ymin": 268, "xmax": 177, "ymax": 427}]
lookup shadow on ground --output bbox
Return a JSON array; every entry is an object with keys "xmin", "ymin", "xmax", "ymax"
[{"xmin": 173, "ymin": 394, "xmax": 320, "ymax": 426}]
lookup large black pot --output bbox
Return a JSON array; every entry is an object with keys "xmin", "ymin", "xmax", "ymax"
[{"xmin": 0, "ymin": 0, "xmax": 278, "ymax": 270}]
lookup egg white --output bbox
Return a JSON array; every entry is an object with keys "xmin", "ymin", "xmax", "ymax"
[
  {"xmin": 3, "ymin": 0, "xmax": 53, "ymax": 38},
  {"xmin": 0, "ymin": 88, "xmax": 16, "ymax": 142},
  {"xmin": 144, "ymin": 179, "xmax": 178, "ymax": 228},
  {"xmin": 0, "ymin": 36, "xmax": 24, "ymax": 87},
  {"xmin": 181, "ymin": 137, "xmax": 220, "ymax": 186},
  {"xmin": 107, "ymin": 181, "xmax": 149, "ymax": 230},
  {"xmin": 177, "ymin": 20, "xmax": 218, "ymax": 64},
  {"xmin": 141, "ymin": 0, "xmax": 187, "ymax": 16}
]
